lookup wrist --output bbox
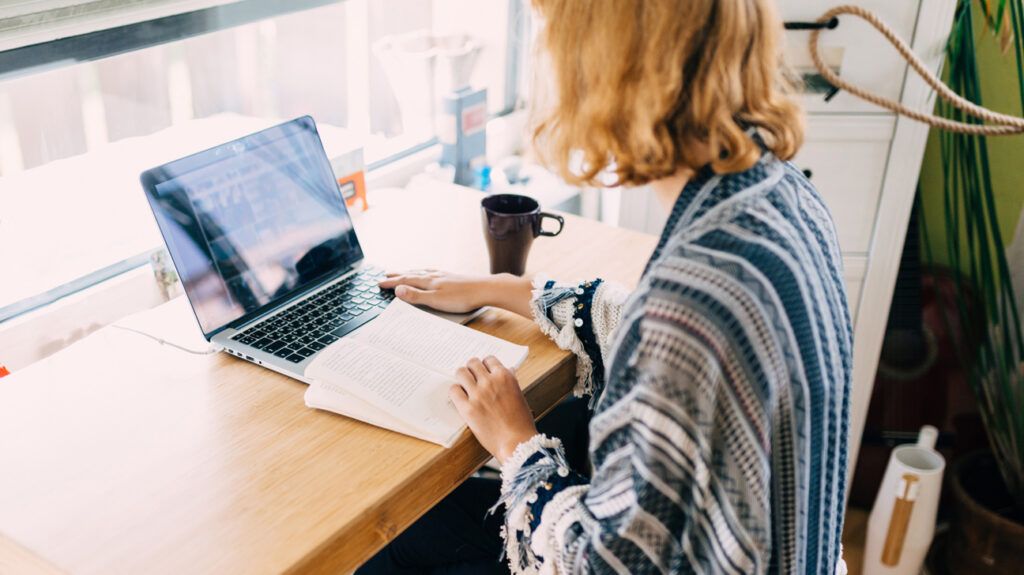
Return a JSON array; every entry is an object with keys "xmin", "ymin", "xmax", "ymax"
[
  {"xmin": 487, "ymin": 273, "xmax": 535, "ymax": 317},
  {"xmin": 495, "ymin": 441, "xmax": 523, "ymax": 466},
  {"xmin": 496, "ymin": 428, "xmax": 540, "ymax": 465}
]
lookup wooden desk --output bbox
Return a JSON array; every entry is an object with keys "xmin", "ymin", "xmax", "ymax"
[{"xmin": 0, "ymin": 184, "xmax": 658, "ymax": 574}]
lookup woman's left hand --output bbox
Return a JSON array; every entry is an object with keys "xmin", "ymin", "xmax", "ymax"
[{"xmin": 450, "ymin": 356, "xmax": 538, "ymax": 465}]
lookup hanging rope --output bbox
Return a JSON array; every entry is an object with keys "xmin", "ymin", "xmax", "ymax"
[{"xmin": 808, "ymin": 4, "xmax": 1024, "ymax": 135}]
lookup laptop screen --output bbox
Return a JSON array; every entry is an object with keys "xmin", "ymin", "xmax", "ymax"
[{"xmin": 142, "ymin": 116, "xmax": 363, "ymax": 338}]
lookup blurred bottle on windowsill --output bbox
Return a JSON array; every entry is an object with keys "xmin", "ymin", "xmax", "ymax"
[{"xmin": 374, "ymin": 31, "xmax": 482, "ymax": 143}]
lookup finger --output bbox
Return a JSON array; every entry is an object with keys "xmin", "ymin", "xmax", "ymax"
[
  {"xmin": 449, "ymin": 384, "xmax": 475, "ymax": 421},
  {"xmin": 395, "ymin": 285, "xmax": 435, "ymax": 304},
  {"xmin": 382, "ymin": 271, "xmax": 415, "ymax": 283},
  {"xmin": 455, "ymin": 366, "xmax": 477, "ymax": 388},
  {"xmin": 449, "ymin": 383, "xmax": 469, "ymax": 405},
  {"xmin": 482, "ymin": 355, "xmax": 506, "ymax": 373},
  {"xmin": 467, "ymin": 357, "xmax": 490, "ymax": 379},
  {"xmin": 379, "ymin": 274, "xmax": 434, "ymax": 289},
  {"xmin": 405, "ymin": 268, "xmax": 440, "ymax": 278}
]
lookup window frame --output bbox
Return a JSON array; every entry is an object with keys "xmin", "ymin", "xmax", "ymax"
[
  {"xmin": 0, "ymin": 0, "xmax": 527, "ymax": 324},
  {"xmin": 0, "ymin": 0, "xmax": 337, "ymax": 74}
]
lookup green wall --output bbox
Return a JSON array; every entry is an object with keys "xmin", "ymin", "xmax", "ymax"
[{"xmin": 919, "ymin": 2, "xmax": 1024, "ymax": 265}]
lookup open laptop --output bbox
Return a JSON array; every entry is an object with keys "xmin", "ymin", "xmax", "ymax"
[{"xmin": 141, "ymin": 116, "xmax": 396, "ymax": 380}]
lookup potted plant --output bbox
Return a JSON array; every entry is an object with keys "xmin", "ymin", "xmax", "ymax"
[{"xmin": 921, "ymin": 1, "xmax": 1024, "ymax": 572}]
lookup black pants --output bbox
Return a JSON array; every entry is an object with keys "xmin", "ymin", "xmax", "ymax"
[{"xmin": 356, "ymin": 398, "xmax": 591, "ymax": 575}]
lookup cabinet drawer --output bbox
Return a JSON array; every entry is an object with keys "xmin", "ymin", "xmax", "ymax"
[
  {"xmin": 778, "ymin": 0, "xmax": 920, "ymax": 114},
  {"xmin": 792, "ymin": 114, "xmax": 894, "ymax": 253}
]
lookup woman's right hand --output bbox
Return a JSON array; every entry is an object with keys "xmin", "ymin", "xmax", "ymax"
[{"xmin": 379, "ymin": 270, "xmax": 535, "ymax": 317}]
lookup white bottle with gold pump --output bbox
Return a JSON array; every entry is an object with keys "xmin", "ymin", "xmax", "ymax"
[{"xmin": 865, "ymin": 425, "xmax": 945, "ymax": 575}]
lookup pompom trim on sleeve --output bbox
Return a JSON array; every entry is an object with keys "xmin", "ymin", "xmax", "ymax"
[{"xmin": 496, "ymin": 434, "xmax": 576, "ymax": 574}]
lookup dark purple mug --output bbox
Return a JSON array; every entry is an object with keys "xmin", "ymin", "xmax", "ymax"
[{"xmin": 481, "ymin": 194, "xmax": 564, "ymax": 276}]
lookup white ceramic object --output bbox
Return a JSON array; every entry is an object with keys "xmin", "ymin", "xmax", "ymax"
[
  {"xmin": 373, "ymin": 31, "xmax": 481, "ymax": 138},
  {"xmin": 865, "ymin": 425, "xmax": 945, "ymax": 575}
]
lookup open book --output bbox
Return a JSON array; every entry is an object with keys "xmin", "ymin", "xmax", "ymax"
[{"xmin": 303, "ymin": 300, "xmax": 529, "ymax": 447}]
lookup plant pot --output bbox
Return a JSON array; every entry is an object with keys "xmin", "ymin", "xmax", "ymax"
[{"xmin": 947, "ymin": 451, "xmax": 1024, "ymax": 574}]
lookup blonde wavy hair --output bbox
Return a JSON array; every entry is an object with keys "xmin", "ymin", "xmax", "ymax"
[{"xmin": 530, "ymin": 0, "xmax": 803, "ymax": 186}]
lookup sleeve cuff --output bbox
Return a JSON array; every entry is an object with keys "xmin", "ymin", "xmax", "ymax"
[
  {"xmin": 529, "ymin": 275, "xmax": 600, "ymax": 398},
  {"xmin": 497, "ymin": 434, "xmax": 569, "ymax": 530},
  {"xmin": 500, "ymin": 434, "xmax": 563, "ymax": 483},
  {"xmin": 529, "ymin": 276, "xmax": 578, "ymax": 339},
  {"xmin": 497, "ymin": 434, "xmax": 588, "ymax": 574}
]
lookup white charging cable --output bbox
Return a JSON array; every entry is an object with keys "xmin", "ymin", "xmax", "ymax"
[{"xmin": 111, "ymin": 324, "xmax": 219, "ymax": 356}]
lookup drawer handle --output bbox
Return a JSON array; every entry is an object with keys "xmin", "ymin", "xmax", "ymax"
[
  {"xmin": 786, "ymin": 18, "xmax": 842, "ymax": 102},
  {"xmin": 797, "ymin": 73, "xmax": 841, "ymax": 103},
  {"xmin": 798, "ymin": 74, "xmax": 839, "ymax": 101},
  {"xmin": 784, "ymin": 17, "xmax": 840, "ymax": 31}
]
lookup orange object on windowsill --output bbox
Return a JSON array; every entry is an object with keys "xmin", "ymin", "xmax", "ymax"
[
  {"xmin": 0, "ymin": 364, "xmax": 10, "ymax": 378},
  {"xmin": 330, "ymin": 147, "xmax": 368, "ymax": 212},
  {"xmin": 338, "ymin": 171, "xmax": 368, "ymax": 212}
]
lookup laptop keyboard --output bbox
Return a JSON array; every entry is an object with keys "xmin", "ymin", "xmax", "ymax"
[{"xmin": 229, "ymin": 268, "xmax": 395, "ymax": 363}]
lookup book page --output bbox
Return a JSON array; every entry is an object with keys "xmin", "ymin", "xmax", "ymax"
[
  {"xmin": 311, "ymin": 339, "xmax": 430, "ymax": 409},
  {"xmin": 304, "ymin": 379, "xmax": 427, "ymax": 440},
  {"xmin": 305, "ymin": 337, "xmax": 464, "ymax": 445},
  {"xmin": 351, "ymin": 300, "xmax": 529, "ymax": 376}
]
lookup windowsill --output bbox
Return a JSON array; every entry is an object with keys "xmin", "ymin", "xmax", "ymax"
[
  {"xmin": 0, "ymin": 265, "xmax": 165, "ymax": 370},
  {"xmin": 0, "ymin": 145, "xmax": 447, "ymax": 369},
  {"xmin": 0, "ymin": 113, "xmax": 434, "ymax": 319},
  {"xmin": 0, "ymin": 109, "xmax": 530, "ymax": 326}
]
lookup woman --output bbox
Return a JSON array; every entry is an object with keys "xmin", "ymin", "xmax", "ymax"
[{"xmin": 360, "ymin": 0, "xmax": 851, "ymax": 573}]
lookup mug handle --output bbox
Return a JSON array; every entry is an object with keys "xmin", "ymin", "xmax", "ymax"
[{"xmin": 538, "ymin": 212, "xmax": 565, "ymax": 237}]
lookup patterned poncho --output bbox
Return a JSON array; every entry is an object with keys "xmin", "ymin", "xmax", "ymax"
[{"xmin": 499, "ymin": 151, "xmax": 853, "ymax": 574}]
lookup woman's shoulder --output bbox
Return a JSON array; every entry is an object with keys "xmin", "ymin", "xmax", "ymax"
[
  {"xmin": 659, "ymin": 155, "xmax": 845, "ymax": 296},
  {"xmin": 679, "ymin": 156, "xmax": 828, "ymax": 231}
]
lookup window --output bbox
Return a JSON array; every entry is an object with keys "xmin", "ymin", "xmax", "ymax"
[{"xmin": 0, "ymin": 0, "xmax": 523, "ymax": 320}]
